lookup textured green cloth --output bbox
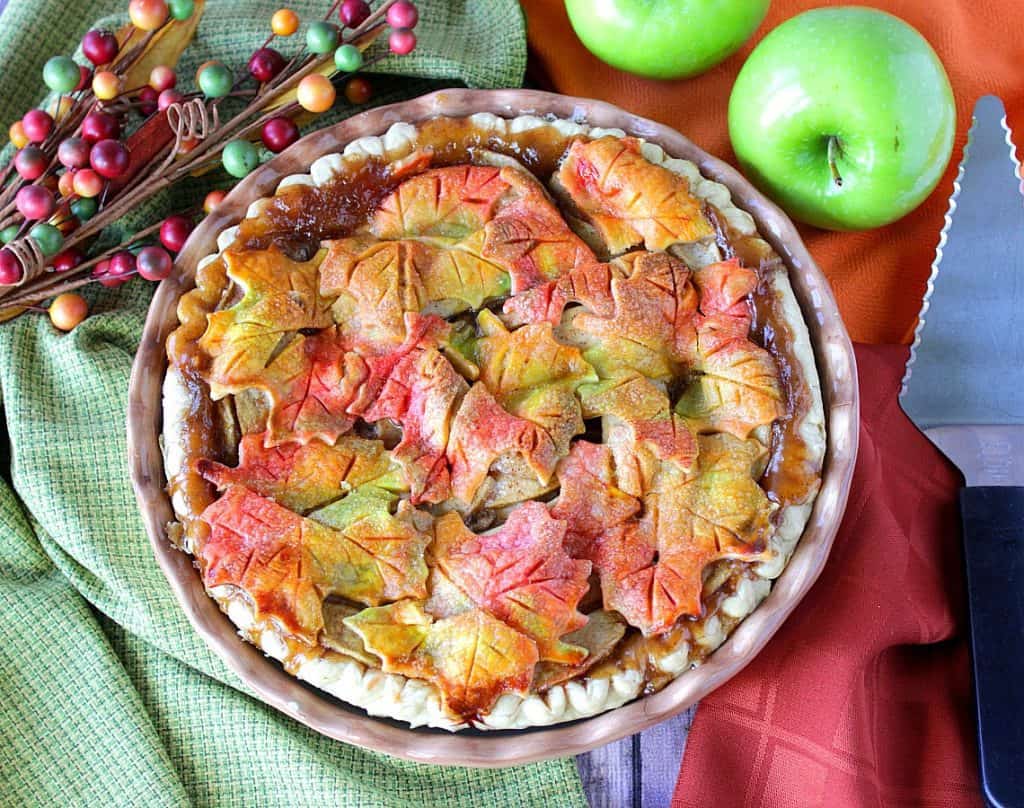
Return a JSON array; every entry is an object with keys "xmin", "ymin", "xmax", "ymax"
[{"xmin": 0, "ymin": 2, "xmax": 587, "ymax": 806}]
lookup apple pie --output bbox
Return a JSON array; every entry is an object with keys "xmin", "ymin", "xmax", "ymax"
[{"xmin": 163, "ymin": 114, "xmax": 825, "ymax": 730}]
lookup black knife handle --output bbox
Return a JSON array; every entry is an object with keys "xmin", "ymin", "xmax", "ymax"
[{"xmin": 960, "ymin": 486, "xmax": 1024, "ymax": 808}]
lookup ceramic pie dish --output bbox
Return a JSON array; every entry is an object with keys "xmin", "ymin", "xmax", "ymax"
[{"xmin": 128, "ymin": 88, "xmax": 858, "ymax": 766}]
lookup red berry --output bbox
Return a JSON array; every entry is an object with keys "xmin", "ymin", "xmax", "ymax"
[
  {"xmin": 22, "ymin": 109, "xmax": 54, "ymax": 143},
  {"xmin": 58, "ymin": 137, "xmax": 90, "ymax": 169},
  {"xmin": 93, "ymin": 258, "xmax": 124, "ymax": 287},
  {"xmin": 82, "ymin": 29, "xmax": 119, "ymax": 66},
  {"xmin": 14, "ymin": 147, "xmax": 48, "ymax": 180},
  {"xmin": 248, "ymin": 47, "xmax": 285, "ymax": 83},
  {"xmin": 203, "ymin": 189, "xmax": 227, "ymax": 213},
  {"xmin": 0, "ymin": 249, "xmax": 23, "ymax": 284},
  {"xmin": 76, "ymin": 65, "xmax": 93, "ymax": 92},
  {"xmin": 136, "ymin": 245, "xmax": 173, "ymax": 281},
  {"xmin": 90, "ymin": 139, "xmax": 130, "ymax": 179},
  {"xmin": 388, "ymin": 28, "xmax": 416, "ymax": 56},
  {"xmin": 344, "ymin": 76, "xmax": 372, "ymax": 105},
  {"xmin": 73, "ymin": 169, "xmax": 104, "ymax": 198},
  {"xmin": 149, "ymin": 65, "xmax": 176, "ymax": 91},
  {"xmin": 159, "ymin": 214, "xmax": 192, "ymax": 252},
  {"xmin": 16, "ymin": 185, "xmax": 56, "ymax": 220},
  {"xmin": 261, "ymin": 116, "xmax": 299, "ymax": 153},
  {"xmin": 339, "ymin": 0, "xmax": 370, "ymax": 27},
  {"xmin": 157, "ymin": 89, "xmax": 184, "ymax": 111},
  {"xmin": 81, "ymin": 111, "xmax": 120, "ymax": 143},
  {"xmin": 387, "ymin": 1, "xmax": 418, "ymax": 29},
  {"xmin": 109, "ymin": 250, "xmax": 136, "ymax": 277},
  {"xmin": 52, "ymin": 247, "xmax": 84, "ymax": 272},
  {"xmin": 138, "ymin": 86, "xmax": 159, "ymax": 116}
]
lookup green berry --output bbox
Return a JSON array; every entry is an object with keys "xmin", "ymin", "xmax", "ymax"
[
  {"xmin": 306, "ymin": 21, "xmax": 339, "ymax": 55},
  {"xmin": 198, "ymin": 62, "xmax": 233, "ymax": 98},
  {"xmin": 43, "ymin": 56, "xmax": 81, "ymax": 94},
  {"xmin": 29, "ymin": 223, "xmax": 63, "ymax": 257},
  {"xmin": 71, "ymin": 197, "xmax": 99, "ymax": 221},
  {"xmin": 168, "ymin": 0, "xmax": 195, "ymax": 20},
  {"xmin": 334, "ymin": 43, "xmax": 363, "ymax": 73},
  {"xmin": 0, "ymin": 225, "xmax": 19, "ymax": 244},
  {"xmin": 222, "ymin": 139, "xmax": 259, "ymax": 178}
]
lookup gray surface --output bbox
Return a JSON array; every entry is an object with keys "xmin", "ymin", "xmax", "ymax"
[{"xmin": 901, "ymin": 94, "xmax": 1024, "ymax": 428}]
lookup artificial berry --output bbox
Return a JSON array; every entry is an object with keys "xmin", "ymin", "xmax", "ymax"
[
  {"xmin": 159, "ymin": 215, "xmax": 193, "ymax": 252},
  {"xmin": 48, "ymin": 96, "xmax": 75, "ymax": 122},
  {"xmin": 52, "ymin": 247, "xmax": 84, "ymax": 271},
  {"xmin": 248, "ymin": 48, "xmax": 285, "ymax": 83},
  {"xmin": 70, "ymin": 197, "xmax": 98, "ymax": 221},
  {"xmin": 0, "ymin": 225, "xmax": 19, "ymax": 244},
  {"xmin": 197, "ymin": 61, "xmax": 232, "ymax": 98},
  {"xmin": 109, "ymin": 250, "xmax": 137, "ymax": 277},
  {"xmin": 93, "ymin": 259, "xmax": 124, "ymax": 287},
  {"xmin": 14, "ymin": 147, "xmax": 48, "ymax": 180},
  {"xmin": 58, "ymin": 137, "xmax": 91, "ymax": 169},
  {"xmin": 333, "ymin": 43, "xmax": 362, "ymax": 73},
  {"xmin": 0, "ymin": 250, "xmax": 24, "ymax": 285},
  {"xmin": 22, "ymin": 109, "xmax": 54, "ymax": 143},
  {"xmin": 136, "ymin": 245, "xmax": 173, "ymax": 281},
  {"xmin": 81, "ymin": 110, "xmax": 120, "ymax": 143},
  {"xmin": 306, "ymin": 21, "xmax": 338, "ymax": 54},
  {"xmin": 76, "ymin": 65, "xmax": 93, "ymax": 92},
  {"xmin": 168, "ymin": 0, "xmax": 194, "ymax": 20},
  {"xmin": 157, "ymin": 89, "xmax": 184, "ymax": 111},
  {"xmin": 90, "ymin": 139, "xmax": 130, "ymax": 179},
  {"xmin": 149, "ymin": 65, "xmax": 176, "ymax": 91},
  {"xmin": 138, "ymin": 86, "xmax": 160, "ymax": 116},
  {"xmin": 339, "ymin": 0, "xmax": 370, "ymax": 28},
  {"xmin": 43, "ymin": 56, "xmax": 81, "ymax": 94},
  {"xmin": 387, "ymin": 1, "xmax": 419, "ymax": 29},
  {"xmin": 129, "ymin": 0, "xmax": 169, "ymax": 31},
  {"xmin": 82, "ymin": 29, "xmax": 119, "ymax": 66},
  {"xmin": 58, "ymin": 171, "xmax": 77, "ymax": 197},
  {"xmin": 49, "ymin": 293, "xmax": 89, "ymax": 331},
  {"xmin": 344, "ymin": 76, "xmax": 372, "ymax": 105},
  {"xmin": 29, "ymin": 222, "xmax": 63, "ymax": 257},
  {"xmin": 9, "ymin": 121, "xmax": 29, "ymax": 149},
  {"xmin": 16, "ymin": 185, "xmax": 56, "ymax": 220},
  {"xmin": 388, "ymin": 28, "xmax": 416, "ymax": 56},
  {"xmin": 73, "ymin": 168, "xmax": 105, "ymax": 198},
  {"xmin": 271, "ymin": 8, "xmax": 300, "ymax": 37},
  {"xmin": 92, "ymin": 70, "xmax": 121, "ymax": 101},
  {"xmin": 203, "ymin": 189, "xmax": 227, "ymax": 213},
  {"xmin": 222, "ymin": 139, "xmax": 259, "ymax": 178},
  {"xmin": 297, "ymin": 74, "xmax": 336, "ymax": 113},
  {"xmin": 261, "ymin": 117, "xmax": 299, "ymax": 153}
]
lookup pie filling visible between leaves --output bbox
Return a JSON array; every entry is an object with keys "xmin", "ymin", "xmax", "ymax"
[{"xmin": 164, "ymin": 115, "xmax": 826, "ymax": 730}]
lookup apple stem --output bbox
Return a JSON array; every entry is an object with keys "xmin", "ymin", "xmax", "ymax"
[{"xmin": 827, "ymin": 136, "xmax": 843, "ymax": 188}]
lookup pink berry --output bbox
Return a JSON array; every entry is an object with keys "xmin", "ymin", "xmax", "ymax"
[
  {"xmin": 159, "ymin": 215, "xmax": 192, "ymax": 252},
  {"xmin": 92, "ymin": 258, "xmax": 125, "ymax": 287},
  {"xmin": 58, "ymin": 136, "xmax": 91, "ymax": 169},
  {"xmin": 261, "ymin": 117, "xmax": 299, "ymax": 153},
  {"xmin": 339, "ymin": 0, "xmax": 370, "ymax": 27},
  {"xmin": 157, "ymin": 89, "xmax": 184, "ymax": 112},
  {"xmin": 388, "ymin": 28, "xmax": 416, "ymax": 55},
  {"xmin": 387, "ymin": 1, "xmax": 418, "ymax": 29},
  {"xmin": 22, "ymin": 109, "xmax": 54, "ymax": 143},
  {"xmin": 0, "ymin": 249, "xmax": 23, "ymax": 285},
  {"xmin": 14, "ymin": 147, "xmax": 48, "ymax": 180},
  {"xmin": 73, "ymin": 169, "xmax": 105, "ymax": 198},
  {"xmin": 81, "ymin": 110, "xmax": 120, "ymax": 143},
  {"xmin": 108, "ymin": 250, "xmax": 136, "ymax": 278},
  {"xmin": 16, "ymin": 185, "xmax": 56, "ymax": 220},
  {"xmin": 138, "ymin": 86, "xmax": 159, "ymax": 116},
  {"xmin": 248, "ymin": 47, "xmax": 285, "ymax": 83},
  {"xmin": 136, "ymin": 245, "xmax": 173, "ymax": 281},
  {"xmin": 90, "ymin": 139, "xmax": 130, "ymax": 179},
  {"xmin": 149, "ymin": 65, "xmax": 176, "ymax": 91},
  {"xmin": 82, "ymin": 29, "xmax": 119, "ymax": 66},
  {"xmin": 52, "ymin": 247, "xmax": 84, "ymax": 272}
]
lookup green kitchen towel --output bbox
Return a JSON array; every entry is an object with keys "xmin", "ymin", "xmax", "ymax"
[{"xmin": 0, "ymin": 2, "xmax": 588, "ymax": 806}]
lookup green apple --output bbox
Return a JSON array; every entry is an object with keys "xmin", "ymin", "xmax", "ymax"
[
  {"xmin": 565, "ymin": 0, "xmax": 770, "ymax": 80},
  {"xmin": 728, "ymin": 7, "xmax": 955, "ymax": 230}
]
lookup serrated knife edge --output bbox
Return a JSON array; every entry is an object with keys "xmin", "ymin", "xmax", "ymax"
[{"xmin": 900, "ymin": 95, "xmax": 1024, "ymax": 397}]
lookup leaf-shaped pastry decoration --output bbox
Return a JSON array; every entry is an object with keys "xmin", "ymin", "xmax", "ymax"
[
  {"xmin": 552, "ymin": 136, "xmax": 714, "ymax": 256},
  {"xmin": 197, "ymin": 432, "xmax": 404, "ymax": 513},
  {"xmin": 115, "ymin": 1, "xmax": 206, "ymax": 91},
  {"xmin": 345, "ymin": 600, "xmax": 539, "ymax": 719},
  {"xmin": 532, "ymin": 609, "xmax": 627, "ymax": 691},
  {"xmin": 199, "ymin": 486, "xmax": 429, "ymax": 643},
  {"xmin": 605, "ymin": 413, "xmax": 699, "ymax": 497},
  {"xmin": 432, "ymin": 503, "xmax": 592, "ymax": 664},
  {"xmin": 594, "ymin": 434, "xmax": 773, "ymax": 635},
  {"xmin": 501, "ymin": 261, "xmax": 616, "ymax": 327}
]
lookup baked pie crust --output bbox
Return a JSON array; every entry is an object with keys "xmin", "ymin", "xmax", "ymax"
[{"xmin": 163, "ymin": 113, "xmax": 826, "ymax": 731}]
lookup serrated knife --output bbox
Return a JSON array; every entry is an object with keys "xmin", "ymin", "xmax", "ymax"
[{"xmin": 900, "ymin": 94, "xmax": 1024, "ymax": 808}]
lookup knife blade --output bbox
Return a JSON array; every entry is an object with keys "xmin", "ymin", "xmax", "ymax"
[{"xmin": 900, "ymin": 94, "xmax": 1024, "ymax": 808}]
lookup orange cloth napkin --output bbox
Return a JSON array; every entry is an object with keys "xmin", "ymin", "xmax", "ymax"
[
  {"xmin": 522, "ymin": 0, "xmax": 1024, "ymax": 344},
  {"xmin": 671, "ymin": 344, "xmax": 979, "ymax": 807}
]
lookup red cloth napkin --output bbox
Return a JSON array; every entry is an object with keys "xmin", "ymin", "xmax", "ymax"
[{"xmin": 672, "ymin": 344, "xmax": 981, "ymax": 807}]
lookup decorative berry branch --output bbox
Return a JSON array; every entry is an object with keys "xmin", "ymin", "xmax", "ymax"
[{"xmin": 0, "ymin": 0, "xmax": 420, "ymax": 330}]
